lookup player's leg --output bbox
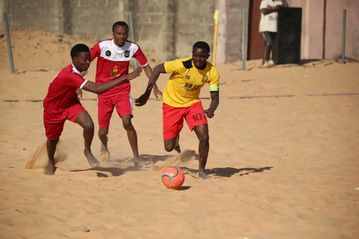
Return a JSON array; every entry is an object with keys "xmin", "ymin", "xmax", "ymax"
[
  {"xmin": 122, "ymin": 115, "xmax": 139, "ymax": 159},
  {"xmin": 268, "ymin": 32, "xmax": 276, "ymax": 64},
  {"xmin": 75, "ymin": 111, "xmax": 100, "ymax": 168},
  {"xmin": 115, "ymin": 94, "xmax": 139, "ymax": 160},
  {"xmin": 164, "ymin": 136, "xmax": 179, "ymax": 152},
  {"xmin": 98, "ymin": 127, "xmax": 110, "ymax": 160},
  {"xmin": 43, "ymin": 113, "xmax": 64, "ymax": 175},
  {"xmin": 98, "ymin": 97, "xmax": 113, "ymax": 161},
  {"xmin": 45, "ymin": 139, "xmax": 59, "ymax": 175},
  {"xmin": 186, "ymin": 102, "xmax": 209, "ymax": 179},
  {"xmin": 174, "ymin": 135, "xmax": 181, "ymax": 153},
  {"xmin": 262, "ymin": 32, "xmax": 271, "ymax": 66},
  {"xmin": 163, "ymin": 103, "xmax": 184, "ymax": 152},
  {"xmin": 193, "ymin": 124, "xmax": 209, "ymax": 179}
]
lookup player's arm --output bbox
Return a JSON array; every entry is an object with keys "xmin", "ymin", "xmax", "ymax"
[
  {"xmin": 135, "ymin": 63, "xmax": 166, "ymax": 107},
  {"xmin": 143, "ymin": 64, "xmax": 162, "ymax": 98},
  {"xmin": 262, "ymin": 6, "xmax": 279, "ymax": 15},
  {"xmin": 205, "ymin": 91, "xmax": 219, "ymax": 118},
  {"xmin": 82, "ymin": 67, "xmax": 142, "ymax": 94}
]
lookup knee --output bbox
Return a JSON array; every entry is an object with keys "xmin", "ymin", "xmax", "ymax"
[
  {"xmin": 198, "ymin": 134, "xmax": 209, "ymax": 144},
  {"xmin": 164, "ymin": 141, "xmax": 175, "ymax": 152},
  {"xmin": 82, "ymin": 121, "xmax": 94, "ymax": 132},
  {"xmin": 122, "ymin": 119, "xmax": 134, "ymax": 131},
  {"xmin": 98, "ymin": 128, "xmax": 108, "ymax": 138},
  {"xmin": 164, "ymin": 145, "xmax": 174, "ymax": 152}
]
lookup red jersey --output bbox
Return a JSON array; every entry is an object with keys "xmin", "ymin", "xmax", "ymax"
[
  {"xmin": 43, "ymin": 64, "xmax": 87, "ymax": 116},
  {"xmin": 90, "ymin": 39, "xmax": 148, "ymax": 98}
]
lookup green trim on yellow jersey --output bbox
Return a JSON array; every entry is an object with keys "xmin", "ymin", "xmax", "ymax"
[{"xmin": 209, "ymin": 84, "xmax": 219, "ymax": 91}]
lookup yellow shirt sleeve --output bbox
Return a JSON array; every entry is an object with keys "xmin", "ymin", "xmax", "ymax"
[{"xmin": 209, "ymin": 67, "xmax": 220, "ymax": 92}]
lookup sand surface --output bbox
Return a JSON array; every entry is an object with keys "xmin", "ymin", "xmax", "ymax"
[{"xmin": 1, "ymin": 30, "xmax": 359, "ymax": 239}]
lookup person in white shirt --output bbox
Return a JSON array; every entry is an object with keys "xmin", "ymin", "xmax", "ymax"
[{"xmin": 259, "ymin": 0, "xmax": 288, "ymax": 67}]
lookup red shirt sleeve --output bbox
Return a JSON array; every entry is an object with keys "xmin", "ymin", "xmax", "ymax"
[
  {"xmin": 133, "ymin": 46, "xmax": 148, "ymax": 66},
  {"xmin": 90, "ymin": 42, "xmax": 100, "ymax": 62}
]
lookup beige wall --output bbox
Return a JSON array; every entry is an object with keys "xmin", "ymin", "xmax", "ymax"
[
  {"xmin": 288, "ymin": 0, "xmax": 359, "ymax": 60},
  {"xmin": 1, "ymin": 0, "xmax": 358, "ymax": 62},
  {"xmin": 325, "ymin": 0, "xmax": 359, "ymax": 59}
]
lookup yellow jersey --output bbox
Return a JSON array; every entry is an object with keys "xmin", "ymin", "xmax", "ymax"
[{"xmin": 162, "ymin": 57, "xmax": 220, "ymax": 107}]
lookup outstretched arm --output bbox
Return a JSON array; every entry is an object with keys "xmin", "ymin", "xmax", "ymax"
[
  {"xmin": 135, "ymin": 63, "xmax": 166, "ymax": 106},
  {"xmin": 143, "ymin": 65, "xmax": 162, "ymax": 98},
  {"xmin": 205, "ymin": 91, "xmax": 219, "ymax": 118},
  {"xmin": 82, "ymin": 67, "xmax": 142, "ymax": 94}
]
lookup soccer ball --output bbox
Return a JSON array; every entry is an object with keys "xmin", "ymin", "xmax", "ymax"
[{"xmin": 161, "ymin": 166, "xmax": 185, "ymax": 190}]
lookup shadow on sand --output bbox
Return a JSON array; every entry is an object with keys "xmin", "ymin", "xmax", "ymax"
[
  {"xmin": 69, "ymin": 153, "xmax": 175, "ymax": 177},
  {"xmin": 182, "ymin": 166, "xmax": 273, "ymax": 178}
]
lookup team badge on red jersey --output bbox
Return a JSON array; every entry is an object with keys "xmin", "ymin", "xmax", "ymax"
[{"xmin": 124, "ymin": 50, "xmax": 130, "ymax": 58}]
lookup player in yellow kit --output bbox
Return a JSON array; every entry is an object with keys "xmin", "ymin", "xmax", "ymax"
[{"xmin": 135, "ymin": 41, "xmax": 220, "ymax": 179}]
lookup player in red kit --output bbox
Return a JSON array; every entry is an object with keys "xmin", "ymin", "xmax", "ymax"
[
  {"xmin": 90, "ymin": 21, "xmax": 161, "ymax": 163},
  {"xmin": 43, "ymin": 44, "xmax": 142, "ymax": 175}
]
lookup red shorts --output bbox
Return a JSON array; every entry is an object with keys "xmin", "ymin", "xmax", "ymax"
[
  {"xmin": 98, "ymin": 93, "xmax": 133, "ymax": 128},
  {"xmin": 162, "ymin": 102, "xmax": 208, "ymax": 140},
  {"xmin": 43, "ymin": 103, "xmax": 85, "ymax": 140}
]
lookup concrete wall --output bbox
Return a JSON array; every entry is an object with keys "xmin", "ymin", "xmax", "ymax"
[
  {"xmin": 68, "ymin": 0, "xmax": 129, "ymax": 40},
  {"xmin": 0, "ymin": 0, "xmax": 4, "ymax": 28},
  {"xmin": 216, "ymin": 0, "xmax": 249, "ymax": 64},
  {"xmin": 325, "ymin": 0, "xmax": 359, "ymax": 60},
  {"xmin": 287, "ymin": 0, "xmax": 359, "ymax": 60},
  {"xmin": 1, "ymin": 0, "xmax": 358, "ymax": 62},
  {"xmin": 1, "ymin": 0, "xmax": 215, "ymax": 62},
  {"xmin": 132, "ymin": 0, "xmax": 176, "ymax": 61},
  {"xmin": 175, "ymin": 0, "xmax": 215, "ymax": 59},
  {"xmin": 3, "ymin": 0, "xmax": 64, "ymax": 33}
]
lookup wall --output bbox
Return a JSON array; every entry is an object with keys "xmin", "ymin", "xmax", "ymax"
[
  {"xmin": 133, "ymin": 0, "xmax": 177, "ymax": 61},
  {"xmin": 216, "ymin": 0, "xmax": 249, "ymax": 64},
  {"xmin": 2, "ymin": 0, "xmax": 216, "ymax": 62},
  {"xmin": 325, "ymin": 0, "xmax": 359, "ymax": 60},
  {"xmin": 175, "ymin": 0, "xmax": 215, "ymax": 59},
  {"xmin": 287, "ymin": 0, "xmax": 359, "ymax": 60},
  {"xmin": 0, "ymin": 0, "xmax": 4, "ymax": 29},
  {"xmin": 1, "ymin": 0, "xmax": 358, "ymax": 62}
]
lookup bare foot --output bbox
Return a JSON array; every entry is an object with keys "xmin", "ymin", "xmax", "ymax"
[
  {"xmin": 84, "ymin": 150, "xmax": 100, "ymax": 168},
  {"xmin": 133, "ymin": 156, "xmax": 142, "ymax": 167},
  {"xmin": 44, "ymin": 162, "xmax": 56, "ymax": 175},
  {"xmin": 100, "ymin": 146, "xmax": 110, "ymax": 162},
  {"xmin": 198, "ymin": 169, "xmax": 208, "ymax": 179}
]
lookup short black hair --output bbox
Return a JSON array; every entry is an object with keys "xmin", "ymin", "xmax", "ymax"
[
  {"xmin": 192, "ymin": 41, "xmax": 210, "ymax": 53},
  {"xmin": 70, "ymin": 44, "xmax": 89, "ymax": 58},
  {"xmin": 112, "ymin": 21, "xmax": 129, "ymax": 32}
]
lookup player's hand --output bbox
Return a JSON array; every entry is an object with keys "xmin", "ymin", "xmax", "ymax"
[
  {"xmin": 205, "ymin": 109, "xmax": 215, "ymax": 118},
  {"xmin": 127, "ymin": 67, "xmax": 143, "ymax": 80},
  {"xmin": 135, "ymin": 91, "xmax": 151, "ymax": 107},
  {"xmin": 153, "ymin": 85, "xmax": 163, "ymax": 99},
  {"xmin": 76, "ymin": 88, "xmax": 83, "ymax": 99}
]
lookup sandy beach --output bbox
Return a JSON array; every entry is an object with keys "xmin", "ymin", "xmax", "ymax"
[{"xmin": 1, "ymin": 30, "xmax": 359, "ymax": 239}]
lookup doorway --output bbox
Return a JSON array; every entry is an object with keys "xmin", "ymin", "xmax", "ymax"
[{"xmin": 248, "ymin": 0, "xmax": 264, "ymax": 60}]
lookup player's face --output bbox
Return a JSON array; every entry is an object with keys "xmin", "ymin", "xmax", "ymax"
[
  {"xmin": 113, "ymin": 25, "xmax": 129, "ymax": 47},
  {"xmin": 192, "ymin": 48, "xmax": 210, "ymax": 70},
  {"xmin": 73, "ymin": 52, "xmax": 91, "ymax": 72}
]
